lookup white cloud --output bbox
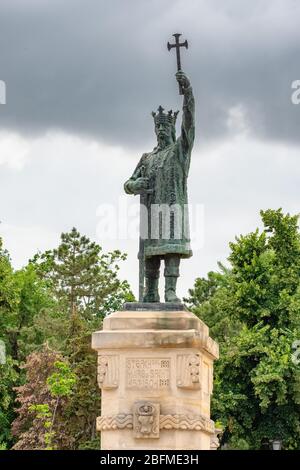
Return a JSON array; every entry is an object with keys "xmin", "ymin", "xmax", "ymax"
[
  {"xmin": 226, "ymin": 104, "xmax": 250, "ymax": 136},
  {"xmin": 0, "ymin": 223, "xmax": 59, "ymax": 267},
  {"xmin": 0, "ymin": 132, "xmax": 31, "ymax": 170}
]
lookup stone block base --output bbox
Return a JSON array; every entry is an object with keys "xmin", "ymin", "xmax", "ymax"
[{"xmin": 92, "ymin": 305, "xmax": 219, "ymax": 450}]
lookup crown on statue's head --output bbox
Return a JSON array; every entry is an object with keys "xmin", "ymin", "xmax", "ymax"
[{"xmin": 152, "ymin": 106, "xmax": 179, "ymax": 127}]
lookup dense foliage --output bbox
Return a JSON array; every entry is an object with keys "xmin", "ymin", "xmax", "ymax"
[
  {"xmin": 186, "ymin": 209, "xmax": 300, "ymax": 449},
  {"xmin": 0, "ymin": 229, "xmax": 133, "ymax": 449}
]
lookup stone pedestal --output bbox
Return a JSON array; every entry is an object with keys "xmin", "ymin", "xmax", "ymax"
[{"xmin": 92, "ymin": 303, "xmax": 219, "ymax": 450}]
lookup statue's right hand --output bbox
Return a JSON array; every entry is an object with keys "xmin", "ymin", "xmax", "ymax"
[{"xmin": 132, "ymin": 177, "xmax": 149, "ymax": 193}]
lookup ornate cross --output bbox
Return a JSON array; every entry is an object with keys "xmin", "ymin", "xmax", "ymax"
[{"xmin": 167, "ymin": 33, "xmax": 188, "ymax": 95}]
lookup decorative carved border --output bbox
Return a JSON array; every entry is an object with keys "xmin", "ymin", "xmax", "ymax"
[
  {"xmin": 97, "ymin": 414, "xmax": 133, "ymax": 430},
  {"xmin": 160, "ymin": 414, "xmax": 214, "ymax": 434},
  {"xmin": 97, "ymin": 413, "xmax": 214, "ymax": 435}
]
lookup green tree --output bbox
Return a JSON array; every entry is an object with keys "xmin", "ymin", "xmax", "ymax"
[
  {"xmin": 31, "ymin": 227, "xmax": 134, "ymax": 325},
  {"xmin": 19, "ymin": 229, "xmax": 134, "ymax": 449},
  {"xmin": 0, "ymin": 240, "xmax": 49, "ymax": 447},
  {"xmin": 0, "ymin": 356, "xmax": 18, "ymax": 447},
  {"xmin": 0, "ymin": 239, "xmax": 19, "ymax": 356},
  {"xmin": 12, "ymin": 349, "xmax": 76, "ymax": 450},
  {"xmin": 187, "ymin": 209, "xmax": 300, "ymax": 449},
  {"xmin": 63, "ymin": 315, "xmax": 101, "ymax": 449},
  {"xmin": 185, "ymin": 265, "xmax": 240, "ymax": 342},
  {"xmin": 29, "ymin": 360, "xmax": 76, "ymax": 450},
  {"xmin": 1, "ymin": 229, "xmax": 133, "ymax": 449},
  {"xmin": 6, "ymin": 264, "xmax": 56, "ymax": 363}
]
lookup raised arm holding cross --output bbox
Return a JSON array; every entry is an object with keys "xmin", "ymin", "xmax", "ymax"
[{"xmin": 124, "ymin": 33, "xmax": 194, "ymax": 303}]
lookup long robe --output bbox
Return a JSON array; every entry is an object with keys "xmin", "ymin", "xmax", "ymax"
[{"xmin": 124, "ymin": 85, "xmax": 195, "ymax": 259}]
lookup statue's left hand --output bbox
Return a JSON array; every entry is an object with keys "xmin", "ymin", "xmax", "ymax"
[{"xmin": 176, "ymin": 71, "xmax": 190, "ymax": 90}]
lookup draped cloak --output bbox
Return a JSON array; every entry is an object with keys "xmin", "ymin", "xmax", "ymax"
[{"xmin": 124, "ymin": 86, "xmax": 195, "ymax": 260}]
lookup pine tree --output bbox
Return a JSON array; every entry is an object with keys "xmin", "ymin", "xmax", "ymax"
[{"xmin": 31, "ymin": 228, "xmax": 134, "ymax": 325}]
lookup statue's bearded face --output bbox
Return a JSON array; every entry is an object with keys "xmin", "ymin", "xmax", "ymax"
[{"xmin": 155, "ymin": 122, "xmax": 173, "ymax": 148}]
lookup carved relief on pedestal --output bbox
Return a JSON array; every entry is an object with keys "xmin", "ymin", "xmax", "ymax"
[
  {"xmin": 97, "ymin": 414, "xmax": 133, "ymax": 431},
  {"xmin": 97, "ymin": 354, "xmax": 119, "ymax": 389},
  {"xmin": 176, "ymin": 353, "xmax": 201, "ymax": 389},
  {"xmin": 133, "ymin": 401, "xmax": 160, "ymax": 439},
  {"xmin": 202, "ymin": 360, "xmax": 213, "ymax": 399},
  {"xmin": 97, "ymin": 411, "xmax": 215, "ymax": 436},
  {"xmin": 160, "ymin": 414, "xmax": 215, "ymax": 434},
  {"xmin": 209, "ymin": 364, "xmax": 214, "ymax": 395}
]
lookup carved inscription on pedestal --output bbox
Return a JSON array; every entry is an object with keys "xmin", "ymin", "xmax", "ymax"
[{"xmin": 126, "ymin": 358, "xmax": 170, "ymax": 390}]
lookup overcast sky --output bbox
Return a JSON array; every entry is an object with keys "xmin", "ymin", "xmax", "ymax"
[{"xmin": 0, "ymin": 0, "xmax": 300, "ymax": 299}]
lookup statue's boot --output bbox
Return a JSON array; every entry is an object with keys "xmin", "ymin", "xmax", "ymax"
[
  {"xmin": 143, "ymin": 277, "xmax": 160, "ymax": 303},
  {"xmin": 164, "ymin": 255, "xmax": 181, "ymax": 303},
  {"xmin": 143, "ymin": 256, "xmax": 160, "ymax": 303},
  {"xmin": 164, "ymin": 276, "xmax": 181, "ymax": 303}
]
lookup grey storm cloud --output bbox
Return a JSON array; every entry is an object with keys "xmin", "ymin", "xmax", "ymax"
[{"xmin": 0, "ymin": 0, "xmax": 300, "ymax": 148}]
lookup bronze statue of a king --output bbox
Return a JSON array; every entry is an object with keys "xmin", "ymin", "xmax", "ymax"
[{"xmin": 124, "ymin": 35, "xmax": 195, "ymax": 304}]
